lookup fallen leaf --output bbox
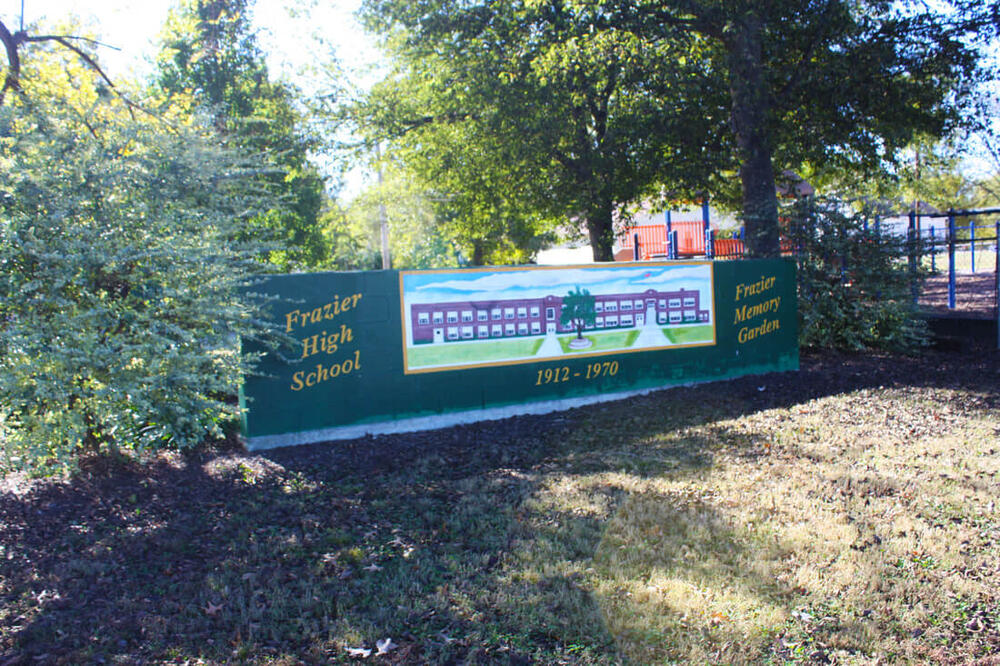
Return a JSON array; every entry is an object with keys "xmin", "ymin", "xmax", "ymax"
[
  {"xmin": 966, "ymin": 617, "xmax": 984, "ymax": 633},
  {"xmin": 204, "ymin": 601, "xmax": 223, "ymax": 616},
  {"xmin": 363, "ymin": 563, "xmax": 382, "ymax": 572},
  {"xmin": 345, "ymin": 646, "xmax": 371, "ymax": 658},
  {"xmin": 376, "ymin": 638, "xmax": 397, "ymax": 655}
]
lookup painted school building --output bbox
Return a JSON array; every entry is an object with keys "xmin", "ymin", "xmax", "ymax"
[{"xmin": 410, "ymin": 288, "xmax": 710, "ymax": 344}]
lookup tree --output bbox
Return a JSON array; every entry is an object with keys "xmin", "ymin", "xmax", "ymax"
[
  {"xmin": 155, "ymin": 0, "xmax": 329, "ymax": 269},
  {"xmin": 609, "ymin": 0, "xmax": 996, "ymax": 254},
  {"xmin": 560, "ymin": 287, "xmax": 597, "ymax": 340},
  {"xmin": 362, "ymin": 0, "xmax": 994, "ymax": 258},
  {"xmin": 371, "ymin": 132, "xmax": 560, "ymax": 265},
  {"xmin": 357, "ymin": 1, "xmax": 730, "ymax": 261},
  {"xmin": 340, "ymin": 166, "xmax": 458, "ymax": 269},
  {"xmin": 789, "ymin": 196, "xmax": 928, "ymax": 351},
  {"xmin": 0, "ymin": 42, "xmax": 279, "ymax": 473}
]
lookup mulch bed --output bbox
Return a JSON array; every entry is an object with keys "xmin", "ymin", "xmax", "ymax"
[{"xmin": 919, "ymin": 272, "xmax": 998, "ymax": 319}]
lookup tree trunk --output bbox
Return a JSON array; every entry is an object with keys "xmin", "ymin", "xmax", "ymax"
[
  {"xmin": 586, "ymin": 198, "xmax": 616, "ymax": 262},
  {"xmin": 725, "ymin": 12, "xmax": 781, "ymax": 258}
]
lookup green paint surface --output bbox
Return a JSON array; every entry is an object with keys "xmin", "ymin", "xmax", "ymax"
[{"xmin": 241, "ymin": 260, "xmax": 799, "ymax": 448}]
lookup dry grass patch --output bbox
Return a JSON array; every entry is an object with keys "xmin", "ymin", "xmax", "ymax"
[{"xmin": 582, "ymin": 387, "xmax": 1000, "ymax": 664}]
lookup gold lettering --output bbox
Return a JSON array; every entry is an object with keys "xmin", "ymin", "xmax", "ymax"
[
  {"xmin": 735, "ymin": 275, "xmax": 777, "ymax": 301},
  {"xmin": 287, "ymin": 350, "xmax": 362, "ymax": 392},
  {"xmin": 738, "ymin": 318, "xmax": 781, "ymax": 344},
  {"xmin": 301, "ymin": 333, "xmax": 321, "ymax": 359},
  {"xmin": 301, "ymin": 325, "xmax": 354, "ymax": 359},
  {"xmin": 283, "ymin": 294, "xmax": 362, "ymax": 332},
  {"xmin": 733, "ymin": 297, "xmax": 781, "ymax": 325}
]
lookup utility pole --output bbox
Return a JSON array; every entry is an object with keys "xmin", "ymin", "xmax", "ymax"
[{"xmin": 375, "ymin": 142, "xmax": 391, "ymax": 270}]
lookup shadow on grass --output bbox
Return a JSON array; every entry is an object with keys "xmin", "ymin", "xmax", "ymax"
[{"xmin": 2, "ymin": 348, "xmax": 998, "ymax": 662}]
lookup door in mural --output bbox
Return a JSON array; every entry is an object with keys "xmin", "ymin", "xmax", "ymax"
[{"xmin": 433, "ymin": 328, "xmax": 444, "ymax": 343}]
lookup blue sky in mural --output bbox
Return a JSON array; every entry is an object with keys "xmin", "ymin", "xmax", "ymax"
[{"xmin": 402, "ymin": 264, "xmax": 713, "ymax": 306}]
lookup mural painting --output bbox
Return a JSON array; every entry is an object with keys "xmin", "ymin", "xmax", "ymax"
[{"xmin": 401, "ymin": 263, "xmax": 715, "ymax": 373}]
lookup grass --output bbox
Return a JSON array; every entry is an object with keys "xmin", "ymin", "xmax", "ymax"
[
  {"xmin": 663, "ymin": 324, "xmax": 715, "ymax": 345},
  {"xmin": 920, "ymin": 247, "xmax": 998, "ymax": 274},
  {"xmin": 406, "ymin": 336, "xmax": 544, "ymax": 368},
  {"xmin": 557, "ymin": 329, "xmax": 641, "ymax": 353},
  {"xmin": 2, "ymin": 349, "xmax": 999, "ymax": 664}
]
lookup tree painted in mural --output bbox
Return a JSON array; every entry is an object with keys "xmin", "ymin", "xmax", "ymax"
[{"xmin": 560, "ymin": 287, "xmax": 597, "ymax": 340}]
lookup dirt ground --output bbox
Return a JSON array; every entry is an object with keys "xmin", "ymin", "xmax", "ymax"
[{"xmin": 919, "ymin": 273, "xmax": 998, "ymax": 319}]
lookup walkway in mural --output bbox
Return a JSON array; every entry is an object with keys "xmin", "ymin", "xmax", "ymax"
[
  {"xmin": 536, "ymin": 333, "xmax": 563, "ymax": 357},
  {"xmin": 632, "ymin": 309, "xmax": 670, "ymax": 348}
]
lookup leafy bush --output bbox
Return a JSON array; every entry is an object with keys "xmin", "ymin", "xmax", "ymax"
[
  {"xmin": 0, "ymin": 102, "xmax": 278, "ymax": 474},
  {"xmin": 786, "ymin": 196, "xmax": 929, "ymax": 352}
]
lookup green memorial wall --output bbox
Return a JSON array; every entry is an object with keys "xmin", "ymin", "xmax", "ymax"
[{"xmin": 241, "ymin": 259, "xmax": 798, "ymax": 450}]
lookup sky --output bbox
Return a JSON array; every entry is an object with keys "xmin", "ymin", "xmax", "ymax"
[
  {"xmin": 402, "ymin": 264, "xmax": 714, "ymax": 307},
  {"xmin": 3, "ymin": 0, "xmax": 384, "ymax": 197},
  {"xmin": 0, "ymin": 0, "xmax": 381, "ymax": 83}
]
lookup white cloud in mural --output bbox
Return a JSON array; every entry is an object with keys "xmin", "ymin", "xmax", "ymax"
[{"xmin": 408, "ymin": 264, "xmax": 711, "ymax": 303}]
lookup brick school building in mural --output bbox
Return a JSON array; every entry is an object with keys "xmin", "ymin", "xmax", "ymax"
[{"xmin": 409, "ymin": 287, "xmax": 710, "ymax": 345}]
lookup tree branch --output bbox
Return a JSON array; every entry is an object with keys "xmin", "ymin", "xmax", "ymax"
[
  {"xmin": 0, "ymin": 23, "xmax": 181, "ymax": 130},
  {"xmin": 26, "ymin": 34, "xmax": 137, "ymax": 120},
  {"xmin": 0, "ymin": 20, "xmax": 22, "ymax": 105}
]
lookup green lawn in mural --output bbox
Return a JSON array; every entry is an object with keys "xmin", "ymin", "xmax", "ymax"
[
  {"xmin": 557, "ymin": 330, "xmax": 641, "ymax": 354},
  {"xmin": 664, "ymin": 325, "xmax": 715, "ymax": 345},
  {"xmin": 407, "ymin": 337, "xmax": 545, "ymax": 368}
]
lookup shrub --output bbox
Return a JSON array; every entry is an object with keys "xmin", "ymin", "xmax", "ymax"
[
  {"xmin": 0, "ymin": 102, "xmax": 278, "ymax": 474},
  {"xmin": 786, "ymin": 196, "xmax": 929, "ymax": 352}
]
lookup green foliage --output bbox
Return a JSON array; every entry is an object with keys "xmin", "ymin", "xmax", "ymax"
[
  {"xmin": 341, "ymin": 168, "xmax": 459, "ymax": 269},
  {"xmin": 356, "ymin": 1, "xmax": 725, "ymax": 261},
  {"xmin": 788, "ymin": 197, "xmax": 929, "ymax": 352},
  {"xmin": 361, "ymin": 0, "xmax": 993, "ymax": 259},
  {"xmin": 560, "ymin": 286, "xmax": 597, "ymax": 339},
  {"xmin": 0, "ymin": 99, "xmax": 277, "ymax": 474},
  {"xmin": 813, "ymin": 135, "xmax": 992, "ymax": 216},
  {"xmin": 155, "ymin": 0, "xmax": 329, "ymax": 270}
]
